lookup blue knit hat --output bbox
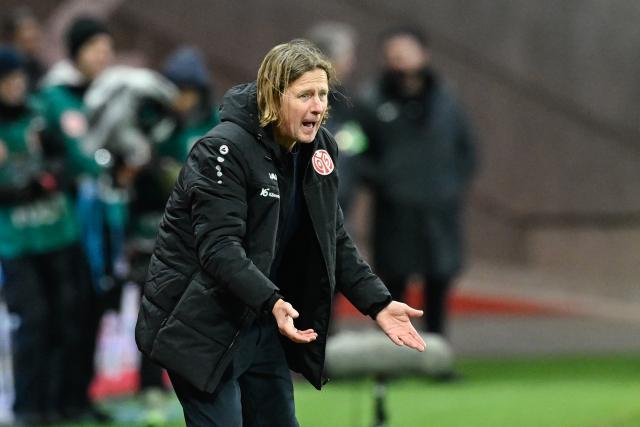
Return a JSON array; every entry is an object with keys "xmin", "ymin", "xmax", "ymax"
[
  {"xmin": 162, "ymin": 47, "xmax": 211, "ymax": 89},
  {"xmin": 0, "ymin": 46, "xmax": 25, "ymax": 79}
]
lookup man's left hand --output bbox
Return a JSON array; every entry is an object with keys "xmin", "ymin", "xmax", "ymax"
[{"xmin": 375, "ymin": 301, "xmax": 426, "ymax": 352}]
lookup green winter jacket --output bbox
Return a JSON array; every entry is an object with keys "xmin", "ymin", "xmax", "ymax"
[
  {"xmin": 0, "ymin": 104, "xmax": 79, "ymax": 259},
  {"xmin": 156, "ymin": 107, "xmax": 219, "ymax": 162},
  {"xmin": 32, "ymin": 84, "xmax": 102, "ymax": 179}
]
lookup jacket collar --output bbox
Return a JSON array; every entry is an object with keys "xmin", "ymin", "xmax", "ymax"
[
  {"xmin": 257, "ymin": 124, "xmax": 318, "ymax": 171},
  {"xmin": 256, "ymin": 125, "xmax": 286, "ymax": 167}
]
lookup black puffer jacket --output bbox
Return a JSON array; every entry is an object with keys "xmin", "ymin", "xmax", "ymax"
[
  {"xmin": 361, "ymin": 70, "xmax": 476, "ymax": 279},
  {"xmin": 135, "ymin": 82, "xmax": 391, "ymax": 392}
]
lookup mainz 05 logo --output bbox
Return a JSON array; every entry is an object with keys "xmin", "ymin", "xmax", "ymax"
[{"xmin": 312, "ymin": 149, "xmax": 334, "ymax": 175}]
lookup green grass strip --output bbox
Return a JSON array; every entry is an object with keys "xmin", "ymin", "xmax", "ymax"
[{"xmin": 295, "ymin": 354, "xmax": 640, "ymax": 427}]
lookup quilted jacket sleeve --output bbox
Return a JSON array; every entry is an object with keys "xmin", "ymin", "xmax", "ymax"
[{"xmin": 184, "ymin": 136, "xmax": 280, "ymax": 312}]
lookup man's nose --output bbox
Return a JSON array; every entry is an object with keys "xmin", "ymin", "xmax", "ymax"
[{"xmin": 310, "ymin": 96, "xmax": 324, "ymax": 113}]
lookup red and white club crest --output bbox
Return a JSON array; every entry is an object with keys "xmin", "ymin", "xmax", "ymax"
[{"xmin": 311, "ymin": 149, "xmax": 334, "ymax": 175}]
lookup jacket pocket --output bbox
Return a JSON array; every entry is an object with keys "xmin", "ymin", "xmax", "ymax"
[
  {"xmin": 145, "ymin": 255, "xmax": 191, "ymax": 311},
  {"xmin": 151, "ymin": 276, "xmax": 246, "ymax": 391},
  {"xmin": 170, "ymin": 276, "xmax": 245, "ymax": 343},
  {"xmin": 151, "ymin": 314, "xmax": 228, "ymax": 392},
  {"xmin": 135, "ymin": 294, "xmax": 168, "ymax": 355}
]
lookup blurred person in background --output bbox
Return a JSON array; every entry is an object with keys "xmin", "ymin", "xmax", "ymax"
[
  {"xmin": 306, "ymin": 22, "xmax": 369, "ymax": 215},
  {"xmin": 0, "ymin": 46, "xmax": 80, "ymax": 425},
  {"xmin": 360, "ymin": 27, "xmax": 476, "ymax": 351},
  {"xmin": 33, "ymin": 15, "xmax": 115, "ymax": 422},
  {"xmin": 157, "ymin": 46, "xmax": 220, "ymax": 162},
  {"xmin": 135, "ymin": 39, "xmax": 425, "ymax": 427},
  {"xmin": 36, "ymin": 15, "xmax": 113, "ymax": 183},
  {"xmin": 1, "ymin": 8, "xmax": 45, "ymax": 94},
  {"xmin": 86, "ymin": 62, "xmax": 180, "ymax": 418}
]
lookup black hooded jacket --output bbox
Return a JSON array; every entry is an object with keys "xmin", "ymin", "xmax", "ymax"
[{"xmin": 135, "ymin": 82, "xmax": 391, "ymax": 392}]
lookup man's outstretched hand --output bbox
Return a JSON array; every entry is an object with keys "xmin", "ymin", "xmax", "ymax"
[
  {"xmin": 272, "ymin": 299, "xmax": 318, "ymax": 343},
  {"xmin": 375, "ymin": 301, "xmax": 426, "ymax": 352}
]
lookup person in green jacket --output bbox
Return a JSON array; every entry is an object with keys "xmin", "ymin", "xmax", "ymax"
[
  {"xmin": 32, "ymin": 16, "xmax": 115, "ymax": 423},
  {"xmin": 34, "ymin": 16, "xmax": 113, "ymax": 180},
  {"xmin": 0, "ymin": 46, "xmax": 84, "ymax": 425}
]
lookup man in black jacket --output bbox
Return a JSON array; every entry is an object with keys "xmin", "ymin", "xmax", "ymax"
[
  {"xmin": 135, "ymin": 39, "xmax": 425, "ymax": 427},
  {"xmin": 361, "ymin": 27, "xmax": 476, "ymax": 337}
]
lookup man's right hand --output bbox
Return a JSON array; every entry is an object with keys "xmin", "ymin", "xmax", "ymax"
[{"xmin": 272, "ymin": 299, "xmax": 318, "ymax": 343}]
